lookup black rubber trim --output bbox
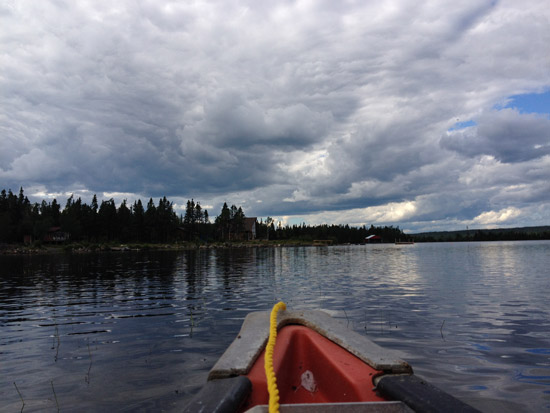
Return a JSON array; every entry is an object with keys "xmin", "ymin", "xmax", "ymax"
[
  {"xmin": 376, "ymin": 374, "xmax": 481, "ymax": 413},
  {"xmin": 183, "ymin": 376, "xmax": 252, "ymax": 413}
]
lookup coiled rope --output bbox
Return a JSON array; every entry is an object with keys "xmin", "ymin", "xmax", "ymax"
[{"xmin": 265, "ymin": 301, "xmax": 286, "ymax": 413}]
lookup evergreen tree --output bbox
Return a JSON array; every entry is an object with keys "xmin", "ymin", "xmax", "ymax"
[
  {"xmin": 215, "ymin": 202, "xmax": 231, "ymax": 240},
  {"xmin": 51, "ymin": 199, "xmax": 61, "ymax": 226},
  {"xmin": 98, "ymin": 199, "xmax": 117, "ymax": 240},
  {"xmin": 80, "ymin": 197, "xmax": 97, "ymax": 241},
  {"xmin": 61, "ymin": 195, "xmax": 83, "ymax": 240},
  {"xmin": 144, "ymin": 198, "xmax": 155, "ymax": 242},
  {"xmin": 117, "ymin": 200, "xmax": 132, "ymax": 241},
  {"xmin": 132, "ymin": 200, "xmax": 145, "ymax": 241},
  {"xmin": 0, "ymin": 190, "xmax": 13, "ymax": 242},
  {"xmin": 233, "ymin": 206, "xmax": 245, "ymax": 236},
  {"xmin": 156, "ymin": 196, "xmax": 177, "ymax": 242},
  {"xmin": 195, "ymin": 202, "xmax": 203, "ymax": 223},
  {"xmin": 184, "ymin": 200, "xmax": 196, "ymax": 226},
  {"xmin": 91, "ymin": 194, "xmax": 99, "ymax": 214},
  {"xmin": 16, "ymin": 188, "xmax": 32, "ymax": 241},
  {"xmin": 184, "ymin": 199, "xmax": 206, "ymax": 241}
]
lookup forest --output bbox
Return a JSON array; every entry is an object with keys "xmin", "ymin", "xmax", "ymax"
[
  {"xmin": 0, "ymin": 187, "xmax": 405, "ymax": 245},
  {"xmin": 412, "ymin": 226, "xmax": 550, "ymax": 242}
]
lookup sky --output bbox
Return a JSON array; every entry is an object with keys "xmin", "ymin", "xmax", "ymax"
[{"xmin": 1, "ymin": 0, "xmax": 549, "ymax": 233}]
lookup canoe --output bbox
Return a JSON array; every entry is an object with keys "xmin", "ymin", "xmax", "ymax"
[{"xmin": 184, "ymin": 306, "xmax": 480, "ymax": 412}]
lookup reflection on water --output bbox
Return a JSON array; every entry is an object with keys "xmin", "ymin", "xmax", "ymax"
[{"xmin": 1, "ymin": 242, "xmax": 549, "ymax": 412}]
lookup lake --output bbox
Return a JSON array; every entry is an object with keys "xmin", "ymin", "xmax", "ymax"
[{"xmin": 1, "ymin": 241, "xmax": 549, "ymax": 412}]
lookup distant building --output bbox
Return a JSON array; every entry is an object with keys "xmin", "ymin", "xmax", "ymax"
[
  {"xmin": 243, "ymin": 217, "xmax": 257, "ymax": 240},
  {"xmin": 229, "ymin": 217, "xmax": 257, "ymax": 241},
  {"xmin": 365, "ymin": 235, "xmax": 382, "ymax": 243},
  {"xmin": 44, "ymin": 227, "xmax": 70, "ymax": 243}
]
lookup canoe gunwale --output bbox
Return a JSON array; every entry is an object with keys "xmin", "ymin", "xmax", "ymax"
[
  {"xmin": 187, "ymin": 310, "xmax": 482, "ymax": 413},
  {"xmin": 208, "ymin": 310, "xmax": 412, "ymax": 381}
]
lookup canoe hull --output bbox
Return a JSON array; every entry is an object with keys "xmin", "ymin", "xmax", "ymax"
[
  {"xmin": 244, "ymin": 325, "xmax": 386, "ymax": 408},
  {"xmin": 185, "ymin": 310, "xmax": 480, "ymax": 413}
]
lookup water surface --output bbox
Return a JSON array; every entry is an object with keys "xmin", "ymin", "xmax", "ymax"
[{"xmin": 1, "ymin": 241, "xmax": 549, "ymax": 411}]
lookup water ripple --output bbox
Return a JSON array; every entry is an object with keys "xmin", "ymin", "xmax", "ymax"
[{"xmin": 1, "ymin": 243, "xmax": 549, "ymax": 411}]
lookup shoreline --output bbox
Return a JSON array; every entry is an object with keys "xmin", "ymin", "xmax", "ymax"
[
  {"xmin": 3, "ymin": 238, "xmax": 547, "ymax": 256},
  {"xmin": 0, "ymin": 240, "xmax": 320, "ymax": 255}
]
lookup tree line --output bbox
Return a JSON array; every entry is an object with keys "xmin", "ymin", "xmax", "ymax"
[
  {"xmin": 0, "ymin": 188, "xmax": 182, "ymax": 243},
  {"xmin": 260, "ymin": 222, "xmax": 405, "ymax": 244},
  {"xmin": 0, "ymin": 187, "xmax": 407, "ymax": 245},
  {"xmin": 412, "ymin": 227, "xmax": 550, "ymax": 242}
]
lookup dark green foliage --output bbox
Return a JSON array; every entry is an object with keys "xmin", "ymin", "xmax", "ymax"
[
  {"xmin": 255, "ymin": 222, "xmax": 405, "ymax": 244},
  {"xmin": 214, "ymin": 202, "xmax": 231, "ymax": 240},
  {"xmin": 0, "ymin": 188, "xmax": 181, "ymax": 244},
  {"xmin": 214, "ymin": 203, "xmax": 247, "ymax": 241},
  {"xmin": 156, "ymin": 196, "xmax": 179, "ymax": 242},
  {"xmin": 98, "ymin": 199, "xmax": 117, "ymax": 240},
  {"xmin": 182, "ymin": 199, "xmax": 210, "ymax": 241},
  {"xmin": 413, "ymin": 226, "xmax": 550, "ymax": 242},
  {"xmin": 117, "ymin": 200, "xmax": 132, "ymax": 242},
  {"xmin": 0, "ymin": 188, "xmax": 32, "ymax": 242},
  {"xmin": 131, "ymin": 200, "xmax": 145, "ymax": 242},
  {"xmin": 60, "ymin": 195, "xmax": 83, "ymax": 240},
  {"xmin": 2, "ymin": 187, "xmax": 549, "ymax": 245}
]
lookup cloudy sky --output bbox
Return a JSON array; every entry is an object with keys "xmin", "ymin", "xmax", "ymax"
[{"xmin": 2, "ymin": 0, "xmax": 549, "ymax": 232}]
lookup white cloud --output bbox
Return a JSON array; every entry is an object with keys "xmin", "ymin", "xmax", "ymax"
[
  {"xmin": 283, "ymin": 190, "xmax": 310, "ymax": 203},
  {"xmin": 472, "ymin": 207, "xmax": 522, "ymax": 226},
  {"xmin": 287, "ymin": 201, "xmax": 418, "ymax": 227},
  {"xmin": 1, "ymin": 0, "xmax": 550, "ymax": 231}
]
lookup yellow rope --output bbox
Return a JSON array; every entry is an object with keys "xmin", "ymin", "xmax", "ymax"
[{"xmin": 265, "ymin": 301, "xmax": 286, "ymax": 413}]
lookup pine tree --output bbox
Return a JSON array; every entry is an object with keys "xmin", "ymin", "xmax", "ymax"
[
  {"xmin": 98, "ymin": 199, "xmax": 117, "ymax": 240},
  {"xmin": 215, "ymin": 202, "xmax": 231, "ymax": 240},
  {"xmin": 117, "ymin": 200, "xmax": 132, "ymax": 241},
  {"xmin": 91, "ymin": 194, "xmax": 98, "ymax": 214},
  {"xmin": 144, "ymin": 198, "xmax": 157, "ymax": 242},
  {"xmin": 132, "ymin": 200, "xmax": 145, "ymax": 241}
]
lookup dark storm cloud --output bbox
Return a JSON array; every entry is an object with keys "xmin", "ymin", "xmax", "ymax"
[
  {"xmin": 441, "ymin": 109, "xmax": 550, "ymax": 162},
  {"xmin": 186, "ymin": 90, "xmax": 332, "ymax": 154},
  {"xmin": 1, "ymin": 0, "xmax": 549, "ymax": 231}
]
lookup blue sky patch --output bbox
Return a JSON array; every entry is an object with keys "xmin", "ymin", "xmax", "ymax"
[
  {"xmin": 448, "ymin": 119, "xmax": 477, "ymax": 131},
  {"xmin": 501, "ymin": 90, "xmax": 550, "ymax": 115}
]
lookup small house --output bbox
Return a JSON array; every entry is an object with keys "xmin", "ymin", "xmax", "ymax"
[
  {"xmin": 365, "ymin": 235, "xmax": 382, "ymax": 243},
  {"xmin": 229, "ymin": 217, "xmax": 257, "ymax": 241},
  {"xmin": 44, "ymin": 227, "xmax": 70, "ymax": 243},
  {"xmin": 242, "ymin": 217, "xmax": 257, "ymax": 241}
]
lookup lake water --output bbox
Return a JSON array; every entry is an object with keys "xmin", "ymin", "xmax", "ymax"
[{"xmin": 1, "ymin": 241, "xmax": 549, "ymax": 412}]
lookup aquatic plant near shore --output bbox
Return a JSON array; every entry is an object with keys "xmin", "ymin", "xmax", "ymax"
[{"xmin": 13, "ymin": 382, "xmax": 25, "ymax": 412}]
